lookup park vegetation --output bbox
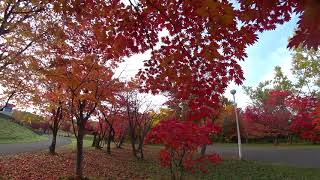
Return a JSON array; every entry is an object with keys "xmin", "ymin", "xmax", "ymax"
[{"xmin": 0, "ymin": 0, "xmax": 319, "ymax": 179}]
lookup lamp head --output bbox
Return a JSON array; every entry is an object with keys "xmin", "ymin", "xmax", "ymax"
[{"xmin": 230, "ymin": 89, "xmax": 236, "ymax": 95}]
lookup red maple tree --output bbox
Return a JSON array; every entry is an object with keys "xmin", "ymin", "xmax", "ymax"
[
  {"xmin": 243, "ymin": 90, "xmax": 292, "ymax": 144},
  {"xmin": 145, "ymin": 119, "xmax": 221, "ymax": 179},
  {"xmin": 286, "ymin": 95, "xmax": 320, "ymax": 142}
]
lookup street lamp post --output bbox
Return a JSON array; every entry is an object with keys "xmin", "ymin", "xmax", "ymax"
[{"xmin": 230, "ymin": 89, "xmax": 242, "ymax": 160}]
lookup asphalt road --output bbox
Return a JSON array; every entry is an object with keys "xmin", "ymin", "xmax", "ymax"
[
  {"xmin": 207, "ymin": 144, "xmax": 320, "ymax": 168},
  {"xmin": 0, "ymin": 136, "xmax": 71, "ymax": 155}
]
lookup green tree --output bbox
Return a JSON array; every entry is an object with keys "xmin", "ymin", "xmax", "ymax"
[
  {"xmin": 273, "ymin": 66, "xmax": 294, "ymax": 91},
  {"xmin": 292, "ymin": 47, "xmax": 320, "ymax": 96},
  {"xmin": 243, "ymin": 81, "xmax": 272, "ymax": 106}
]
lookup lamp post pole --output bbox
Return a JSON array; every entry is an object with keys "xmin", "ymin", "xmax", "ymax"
[{"xmin": 230, "ymin": 89, "xmax": 242, "ymax": 160}]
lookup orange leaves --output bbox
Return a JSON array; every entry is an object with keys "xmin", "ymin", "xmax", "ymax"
[{"xmin": 0, "ymin": 150, "xmax": 153, "ymax": 180}]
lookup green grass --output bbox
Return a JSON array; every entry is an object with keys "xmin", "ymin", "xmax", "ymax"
[
  {"xmin": 143, "ymin": 159, "xmax": 320, "ymax": 180},
  {"xmin": 0, "ymin": 117, "xmax": 47, "ymax": 144},
  {"xmin": 60, "ymin": 135, "xmax": 93, "ymax": 150}
]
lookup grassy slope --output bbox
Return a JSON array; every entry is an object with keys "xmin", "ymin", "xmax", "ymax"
[{"xmin": 0, "ymin": 116, "xmax": 47, "ymax": 144}]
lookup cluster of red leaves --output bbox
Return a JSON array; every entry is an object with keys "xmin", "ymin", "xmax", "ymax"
[
  {"xmin": 145, "ymin": 119, "xmax": 221, "ymax": 173},
  {"xmin": 243, "ymin": 90, "xmax": 292, "ymax": 138},
  {"xmin": 0, "ymin": 149, "xmax": 154, "ymax": 180},
  {"xmin": 314, "ymin": 105, "xmax": 320, "ymax": 132},
  {"xmin": 146, "ymin": 119, "xmax": 220, "ymax": 150},
  {"xmin": 136, "ymin": 0, "xmax": 320, "ymax": 114},
  {"xmin": 286, "ymin": 95, "xmax": 320, "ymax": 142},
  {"xmin": 287, "ymin": 0, "xmax": 320, "ymax": 50}
]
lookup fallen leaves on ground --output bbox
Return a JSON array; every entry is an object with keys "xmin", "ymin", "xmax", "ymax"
[{"xmin": 0, "ymin": 146, "xmax": 160, "ymax": 180}]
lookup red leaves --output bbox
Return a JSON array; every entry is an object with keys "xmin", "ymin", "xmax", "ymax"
[
  {"xmin": 288, "ymin": 0, "xmax": 320, "ymax": 50},
  {"xmin": 146, "ymin": 119, "xmax": 220, "ymax": 151},
  {"xmin": 243, "ymin": 90, "xmax": 292, "ymax": 139},
  {"xmin": 286, "ymin": 95, "xmax": 320, "ymax": 142},
  {"xmin": 207, "ymin": 154, "xmax": 222, "ymax": 164},
  {"xmin": 159, "ymin": 149, "xmax": 171, "ymax": 167},
  {"xmin": 145, "ymin": 118, "xmax": 221, "ymax": 175},
  {"xmin": 0, "ymin": 150, "xmax": 153, "ymax": 180}
]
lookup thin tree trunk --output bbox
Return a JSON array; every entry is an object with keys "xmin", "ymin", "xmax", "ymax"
[
  {"xmin": 117, "ymin": 133, "xmax": 125, "ymax": 148},
  {"xmin": 131, "ymin": 138, "xmax": 137, "ymax": 157},
  {"xmin": 49, "ymin": 130, "xmax": 58, "ymax": 154},
  {"xmin": 92, "ymin": 133, "xmax": 97, "ymax": 147},
  {"xmin": 106, "ymin": 136, "xmax": 112, "ymax": 154},
  {"xmin": 137, "ymin": 137, "xmax": 144, "ymax": 159},
  {"xmin": 200, "ymin": 145, "xmax": 207, "ymax": 155},
  {"xmin": 274, "ymin": 136, "xmax": 279, "ymax": 145},
  {"xmin": 75, "ymin": 124, "xmax": 84, "ymax": 178},
  {"xmin": 95, "ymin": 134, "xmax": 102, "ymax": 149},
  {"xmin": 0, "ymin": 91, "xmax": 15, "ymax": 111}
]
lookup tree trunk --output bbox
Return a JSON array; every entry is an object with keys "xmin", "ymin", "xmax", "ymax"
[
  {"xmin": 117, "ymin": 134, "xmax": 125, "ymax": 148},
  {"xmin": 106, "ymin": 136, "xmax": 112, "ymax": 154},
  {"xmin": 137, "ymin": 137, "xmax": 144, "ymax": 159},
  {"xmin": 92, "ymin": 133, "xmax": 97, "ymax": 147},
  {"xmin": 273, "ymin": 136, "xmax": 279, "ymax": 145},
  {"xmin": 49, "ymin": 130, "xmax": 58, "ymax": 154},
  {"xmin": 106, "ymin": 126, "xmax": 115, "ymax": 154},
  {"xmin": 200, "ymin": 145, "xmax": 207, "ymax": 156},
  {"xmin": 75, "ymin": 124, "xmax": 84, "ymax": 178},
  {"xmin": 0, "ymin": 91, "xmax": 15, "ymax": 111},
  {"xmin": 131, "ymin": 138, "xmax": 137, "ymax": 157}
]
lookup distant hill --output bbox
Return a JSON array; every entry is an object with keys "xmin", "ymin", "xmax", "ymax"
[{"xmin": 0, "ymin": 114, "xmax": 47, "ymax": 144}]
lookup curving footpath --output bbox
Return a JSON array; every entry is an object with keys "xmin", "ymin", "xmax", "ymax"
[
  {"xmin": 0, "ymin": 136, "xmax": 71, "ymax": 155},
  {"xmin": 207, "ymin": 144, "xmax": 320, "ymax": 168}
]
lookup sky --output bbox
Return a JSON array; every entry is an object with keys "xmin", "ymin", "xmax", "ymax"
[
  {"xmin": 116, "ymin": 15, "xmax": 300, "ymax": 109},
  {"xmin": 224, "ymin": 15, "xmax": 299, "ymax": 108}
]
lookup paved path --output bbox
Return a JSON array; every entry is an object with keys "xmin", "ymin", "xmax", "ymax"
[
  {"xmin": 207, "ymin": 144, "xmax": 320, "ymax": 168},
  {"xmin": 0, "ymin": 136, "xmax": 71, "ymax": 155}
]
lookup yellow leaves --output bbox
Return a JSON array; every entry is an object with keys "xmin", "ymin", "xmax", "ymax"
[
  {"xmin": 150, "ymin": 108, "xmax": 174, "ymax": 126},
  {"xmin": 195, "ymin": 0, "xmax": 234, "ymax": 26}
]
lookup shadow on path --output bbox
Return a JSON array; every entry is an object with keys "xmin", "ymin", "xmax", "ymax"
[
  {"xmin": 0, "ymin": 136, "xmax": 71, "ymax": 155},
  {"xmin": 207, "ymin": 144, "xmax": 320, "ymax": 168}
]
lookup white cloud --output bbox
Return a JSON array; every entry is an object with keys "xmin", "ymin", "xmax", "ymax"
[{"xmin": 260, "ymin": 47, "xmax": 293, "ymax": 82}]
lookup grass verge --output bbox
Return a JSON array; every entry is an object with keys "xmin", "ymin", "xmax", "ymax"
[
  {"xmin": 144, "ymin": 159, "xmax": 320, "ymax": 180},
  {"xmin": 0, "ymin": 117, "xmax": 47, "ymax": 144}
]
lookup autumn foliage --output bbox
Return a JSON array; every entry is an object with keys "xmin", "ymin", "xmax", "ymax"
[
  {"xmin": 243, "ymin": 90, "xmax": 292, "ymax": 144},
  {"xmin": 145, "ymin": 119, "xmax": 221, "ymax": 179},
  {"xmin": 0, "ymin": 0, "xmax": 319, "ymax": 179},
  {"xmin": 286, "ymin": 95, "xmax": 320, "ymax": 142}
]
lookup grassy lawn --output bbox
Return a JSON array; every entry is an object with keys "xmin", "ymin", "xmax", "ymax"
[
  {"xmin": 59, "ymin": 134, "xmax": 93, "ymax": 150},
  {"xmin": 138, "ymin": 145, "xmax": 320, "ymax": 180},
  {"xmin": 0, "ymin": 117, "xmax": 47, "ymax": 144},
  {"xmin": 144, "ymin": 159, "xmax": 320, "ymax": 180}
]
